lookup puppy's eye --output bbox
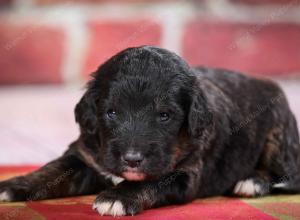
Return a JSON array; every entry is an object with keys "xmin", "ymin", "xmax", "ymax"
[
  {"xmin": 159, "ymin": 112, "xmax": 170, "ymax": 122},
  {"xmin": 107, "ymin": 109, "xmax": 117, "ymax": 119}
]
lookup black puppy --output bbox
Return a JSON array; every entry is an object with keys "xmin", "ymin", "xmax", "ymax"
[{"xmin": 1, "ymin": 46, "xmax": 300, "ymax": 216}]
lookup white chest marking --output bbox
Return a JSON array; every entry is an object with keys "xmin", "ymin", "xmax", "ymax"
[{"xmin": 78, "ymin": 148, "xmax": 124, "ymax": 185}]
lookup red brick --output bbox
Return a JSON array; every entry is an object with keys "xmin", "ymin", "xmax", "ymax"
[
  {"xmin": 33, "ymin": 0, "xmax": 179, "ymax": 5},
  {"xmin": 0, "ymin": 22, "xmax": 64, "ymax": 84},
  {"xmin": 83, "ymin": 20, "xmax": 161, "ymax": 78},
  {"xmin": 230, "ymin": 0, "xmax": 297, "ymax": 5},
  {"xmin": 183, "ymin": 21, "xmax": 300, "ymax": 76},
  {"xmin": 0, "ymin": 0, "xmax": 14, "ymax": 7}
]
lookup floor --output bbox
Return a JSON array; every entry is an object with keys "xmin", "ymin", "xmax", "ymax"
[{"xmin": 0, "ymin": 80, "xmax": 299, "ymax": 165}]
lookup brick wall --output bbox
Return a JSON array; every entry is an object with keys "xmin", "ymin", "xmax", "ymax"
[{"xmin": 1, "ymin": 0, "xmax": 300, "ymax": 85}]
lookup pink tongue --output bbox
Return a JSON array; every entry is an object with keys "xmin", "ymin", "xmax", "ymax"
[{"xmin": 122, "ymin": 171, "xmax": 146, "ymax": 181}]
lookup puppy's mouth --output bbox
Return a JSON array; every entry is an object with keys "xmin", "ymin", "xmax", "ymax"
[{"xmin": 121, "ymin": 167, "xmax": 146, "ymax": 181}]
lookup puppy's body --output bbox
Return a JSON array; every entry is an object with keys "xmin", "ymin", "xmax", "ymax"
[
  {"xmin": 193, "ymin": 67, "xmax": 300, "ymax": 197},
  {"xmin": 0, "ymin": 46, "xmax": 299, "ymax": 216}
]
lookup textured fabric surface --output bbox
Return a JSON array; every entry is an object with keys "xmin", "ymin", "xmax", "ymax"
[{"xmin": 0, "ymin": 166, "xmax": 300, "ymax": 219}]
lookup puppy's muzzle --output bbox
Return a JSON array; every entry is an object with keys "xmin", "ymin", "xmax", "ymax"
[
  {"xmin": 121, "ymin": 151, "xmax": 146, "ymax": 181},
  {"xmin": 121, "ymin": 151, "xmax": 144, "ymax": 168}
]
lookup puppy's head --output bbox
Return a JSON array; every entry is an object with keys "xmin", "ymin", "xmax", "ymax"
[{"xmin": 75, "ymin": 46, "xmax": 212, "ymax": 181}]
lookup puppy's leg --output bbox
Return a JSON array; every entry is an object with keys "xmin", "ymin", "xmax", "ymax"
[
  {"xmin": 0, "ymin": 155, "xmax": 108, "ymax": 202},
  {"xmin": 93, "ymin": 171, "xmax": 198, "ymax": 216},
  {"xmin": 233, "ymin": 172, "xmax": 271, "ymax": 197}
]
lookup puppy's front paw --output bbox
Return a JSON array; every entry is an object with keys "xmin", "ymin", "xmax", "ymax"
[
  {"xmin": 0, "ymin": 191, "xmax": 12, "ymax": 202},
  {"xmin": 0, "ymin": 177, "xmax": 30, "ymax": 202},
  {"xmin": 233, "ymin": 178, "xmax": 267, "ymax": 197},
  {"xmin": 93, "ymin": 189, "xmax": 142, "ymax": 216}
]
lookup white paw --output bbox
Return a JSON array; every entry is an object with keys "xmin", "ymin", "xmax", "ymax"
[
  {"xmin": 93, "ymin": 200, "xmax": 125, "ymax": 216},
  {"xmin": 0, "ymin": 191, "xmax": 12, "ymax": 202},
  {"xmin": 233, "ymin": 179, "xmax": 262, "ymax": 197},
  {"xmin": 272, "ymin": 182, "xmax": 287, "ymax": 188}
]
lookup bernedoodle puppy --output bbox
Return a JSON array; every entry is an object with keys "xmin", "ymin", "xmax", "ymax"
[{"xmin": 1, "ymin": 46, "xmax": 300, "ymax": 216}]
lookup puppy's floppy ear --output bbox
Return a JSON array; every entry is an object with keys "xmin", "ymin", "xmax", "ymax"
[
  {"xmin": 75, "ymin": 88, "xmax": 98, "ymax": 135},
  {"xmin": 188, "ymin": 87, "xmax": 213, "ymax": 138},
  {"xmin": 74, "ymin": 59, "xmax": 114, "ymax": 136}
]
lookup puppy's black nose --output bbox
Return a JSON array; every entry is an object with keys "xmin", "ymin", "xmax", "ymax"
[{"xmin": 122, "ymin": 152, "xmax": 144, "ymax": 168}]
